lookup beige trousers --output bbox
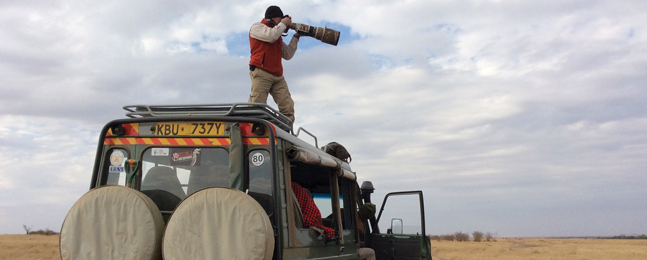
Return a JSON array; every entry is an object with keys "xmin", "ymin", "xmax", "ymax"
[
  {"xmin": 248, "ymin": 68, "xmax": 295, "ymax": 121},
  {"xmin": 359, "ymin": 248, "xmax": 376, "ymax": 260}
]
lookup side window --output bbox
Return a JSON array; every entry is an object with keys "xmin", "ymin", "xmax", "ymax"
[
  {"xmin": 248, "ymin": 150, "xmax": 273, "ymax": 216},
  {"xmin": 313, "ymin": 191, "xmax": 337, "ymax": 223},
  {"xmin": 340, "ymin": 179, "xmax": 353, "ymax": 230},
  {"xmin": 377, "ymin": 193, "xmax": 423, "ymax": 235},
  {"xmin": 313, "ymin": 178, "xmax": 352, "ymax": 230},
  {"xmin": 102, "ymin": 148, "xmax": 128, "ymax": 186},
  {"xmin": 291, "ymin": 162, "xmax": 351, "ymax": 231}
]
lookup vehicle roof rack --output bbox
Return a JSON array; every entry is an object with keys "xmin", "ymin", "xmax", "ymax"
[{"xmin": 123, "ymin": 103, "xmax": 293, "ymax": 133}]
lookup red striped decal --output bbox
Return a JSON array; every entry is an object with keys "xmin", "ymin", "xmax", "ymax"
[
  {"xmin": 240, "ymin": 123, "xmax": 254, "ymax": 135},
  {"xmin": 124, "ymin": 123, "xmax": 139, "ymax": 135},
  {"xmin": 104, "ymin": 138, "xmax": 231, "ymax": 146},
  {"xmin": 106, "ymin": 123, "xmax": 139, "ymax": 136},
  {"xmin": 243, "ymin": 138, "xmax": 271, "ymax": 145},
  {"xmin": 240, "ymin": 122, "xmax": 278, "ymax": 136}
]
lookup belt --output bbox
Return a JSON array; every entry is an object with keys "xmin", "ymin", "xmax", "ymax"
[{"xmin": 249, "ymin": 65, "xmax": 256, "ymax": 71}]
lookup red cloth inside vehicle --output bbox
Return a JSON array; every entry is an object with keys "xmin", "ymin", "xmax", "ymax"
[{"xmin": 291, "ymin": 182, "xmax": 335, "ymax": 238}]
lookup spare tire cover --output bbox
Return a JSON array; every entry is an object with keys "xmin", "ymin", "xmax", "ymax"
[
  {"xmin": 163, "ymin": 188, "xmax": 274, "ymax": 260},
  {"xmin": 60, "ymin": 185, "xmax": 165, "ymax": 260}
]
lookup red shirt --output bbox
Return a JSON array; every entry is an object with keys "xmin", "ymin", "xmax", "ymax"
[{"xmin": 291, "ymin": 182, "xmax": 335, "ymax": 238}]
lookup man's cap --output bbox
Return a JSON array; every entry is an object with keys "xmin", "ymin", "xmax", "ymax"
[
  {"xmin": 265, "ymin": 6, "xmax": 284, "ymax": 19},
  {"xmin": 358, "ymin": 203, "xmax": 376, "ymax": 220}
]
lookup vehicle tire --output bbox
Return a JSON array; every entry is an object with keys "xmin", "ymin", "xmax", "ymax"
[
  {"xmin": 162, "ymin": 187, "xmax": 274, "ymax": 260},
  {"xmin": 60, "ymin": 185, "xmax": 165, "ymax": 260}
]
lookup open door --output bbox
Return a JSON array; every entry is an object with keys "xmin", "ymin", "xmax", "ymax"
[{"xmin": 366, "ymin": 191, "xmax": 432, "ymax": 260}]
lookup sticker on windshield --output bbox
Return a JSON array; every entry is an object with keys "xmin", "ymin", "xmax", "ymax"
[
  {"xmin": 109, "ymin": 150, "xmax": 125, "ymax": 172},
  {"xmin": 251, "ymin": 152, "xmax": 265, "ymax": 167},
  {"xmin": 110, "ymin": 150, "xmax": 125, "ymax": 166},
  {"xmin": 109, "ymin": 166, "xmax": 124, "ymax": 172},
  {"xmin": 151, "ymin": 148, "xmax": 169, "ymax": 156},
  {"xmin": 171, "ymin": 148, "xmax": 201, "ymax": 166}
]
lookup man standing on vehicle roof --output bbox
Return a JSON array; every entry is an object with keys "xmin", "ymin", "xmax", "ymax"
[{"xmin": 248, "ymin": 5, "xmax": 301, "ymax": 122}]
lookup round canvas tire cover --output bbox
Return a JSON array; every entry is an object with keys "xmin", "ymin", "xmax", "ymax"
[
  {"xmin": 163, "ymin": 188, "xmax": 274, "ymax": 260},
  {"xmin": 60, "ymin": 186, "xmax": 165, "ymax": 260}
]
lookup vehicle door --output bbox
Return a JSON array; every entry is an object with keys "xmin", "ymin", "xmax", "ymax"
[
  {"xmin": 367, "ymin": 191, "xmax": 432, "ymax": 260},
  {"xmin": 284, "ymin": 159, "xmax": 358, "ymax": 259}
]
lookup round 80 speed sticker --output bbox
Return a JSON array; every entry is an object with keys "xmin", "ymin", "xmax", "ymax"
[{"xmin": 251, "ymin": 152, "xmax": 265, "ymax": 166}]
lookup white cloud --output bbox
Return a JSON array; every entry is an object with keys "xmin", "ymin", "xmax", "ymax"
[{"xmin": 1, "ymin": 0, "xmax": 646, "ymax": 236}]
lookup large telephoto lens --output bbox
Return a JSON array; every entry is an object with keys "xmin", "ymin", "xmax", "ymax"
[{"xmin": 289, "ymin": 23, "xmax": 340, "ymax": 46}]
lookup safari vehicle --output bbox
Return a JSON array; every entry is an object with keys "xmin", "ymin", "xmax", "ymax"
[{"xmin": 60, "ymin": 103, "xmax": 432, "ymax": 260}]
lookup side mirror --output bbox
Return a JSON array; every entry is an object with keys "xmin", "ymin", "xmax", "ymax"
[{"xmin": 391, "ymin": 218, "xmax": 403, "ymax": 234}]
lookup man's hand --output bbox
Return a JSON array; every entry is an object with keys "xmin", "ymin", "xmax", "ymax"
[{"xmin": 281, "ymin": 16, "xmax": 292, "ymax": 27}]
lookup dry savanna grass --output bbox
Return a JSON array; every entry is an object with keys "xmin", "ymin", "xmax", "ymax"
[
  {"xmin": 432, "ymin": 238, "xmax": 647, "ymax": 260},
  {"xmin": 0, "ymin": 234, "xmax": 60, "ymax": 260},
  {"xmin": 1, "ymin": 235, "xmax": 647, "ymax": 260}
]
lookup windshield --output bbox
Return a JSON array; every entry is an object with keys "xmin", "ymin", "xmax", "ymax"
[{"xmin": 140, "ymin": 147, "xmax": 229, "ymax": 200}]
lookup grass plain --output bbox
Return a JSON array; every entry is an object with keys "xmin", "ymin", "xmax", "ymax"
[
  {"xmin": 1, "ymin": 234, "xmax": 646, "ymax": 260},
  {"xmin": 0, "ymin": 235, "xmax": 59, "ymax": 260},
  {"xmin": 432, "ymin": 238, "xmax": 647, "ymax": 260}
]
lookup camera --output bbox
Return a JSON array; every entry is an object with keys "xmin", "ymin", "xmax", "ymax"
[{"xmin": 288, "ymin": 21, "xmax": 340, "ymax": 46}]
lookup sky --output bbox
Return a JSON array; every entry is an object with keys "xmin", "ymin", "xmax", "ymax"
[{"xmin": 1, "ymin": 0, "xmax": 646, "ymax": 237}]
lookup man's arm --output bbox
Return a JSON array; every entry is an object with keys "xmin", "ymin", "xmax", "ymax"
[
  {"xmin": 250, "ymin": 22, "xmax": 288, "ymax": 43},
  {"xmin": 282, "ymin": 35, "xmax": 299, "ymax": 60}
]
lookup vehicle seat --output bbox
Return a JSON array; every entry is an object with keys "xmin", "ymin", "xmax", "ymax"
[
  {"xmin": 187, "ymin": 165, "xmax": 227, "ymax": 195},
  {"xmin": 141, "ymin": 166, "xmax": 186, "ymax": 201}
]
